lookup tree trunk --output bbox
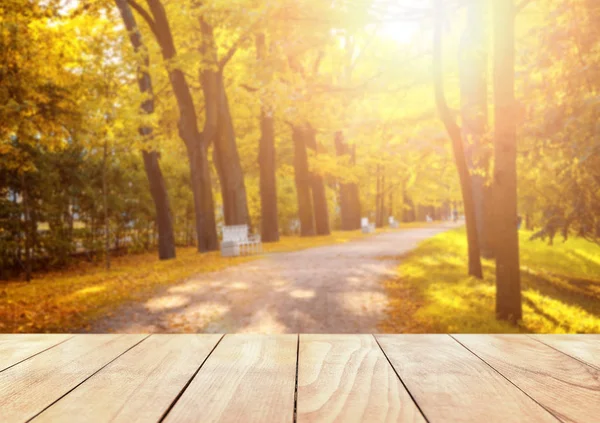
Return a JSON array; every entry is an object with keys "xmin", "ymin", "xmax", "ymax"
[
  {"xmin": 376, "ymin": 169, "xmax": 386, "ymax": 227},
  {"xmin": 115, "ymin": 0, "xmax": 176, "ymax": 260},
  {"xmin": 403, "ymin": 193, "xmax": 415, "ymax": 222},
  {"xmin": 102, "ymin": 141, "xmax": 110, "ymax": 270},
  {"xmin": 334, "ymin": 132, "xmax": 361, "ymax": 230},
  {"xmin": 20, "ymin": 173, "xmax": 32, "ymax": 281},
  {"xmin": 304, "ymin": 126, "xmax": 330, "ymax": 235},
  {"xmin": 493, "ymin": 0, "xmax": 522, "ymax": 322},
  {"xmin": 258, "ymin": 96, "xmax": 279, "ymax": 242},
  {"xmin": 416, "ymin": 204, "xmax": 427, "ymax": 222},
  {"xmin": 144, "ymin": 0, "xmax": 218, "ymax": 252},
  {"xmin": 525, "ymin": 213, "xmax": 533, "ymax": 231},
  {"xmin": 256, "ymin": 33, "xmax": 279, "ymax": 241},
  {"xmin": 348, "ymin": 145, "xmax": 361, "ymax": 228},
  {"xmin": 142, "ymin": 151, "xmax": 176, "ymax": 258},
  {"xmin": 216, "ymin": 72, "xmax": 251, "ymax": 226},
  {"xmin": 292, "ymin": 125, "xmax": 315, "ymax": 236},
  {"xmin": 434, "ymin": 0, "xmax": 483, "ymax": 279},
  {"xmin": 375, "ymin": 164, "xmax": 382, "ymax": 226},
  {"xmin": 199, "ymin": 20, "xmax": 250, "ymax": 227},
  {"xmin": 459, "ymin": 0, "xmax": 494, "ymax": 259},
  {"xmin": 311, "ymin": 172, "xmax": 330, "ymax": 235},
  {"xmin": 187, "ymin": 141, "xmax": 219, "ymax": 252}
]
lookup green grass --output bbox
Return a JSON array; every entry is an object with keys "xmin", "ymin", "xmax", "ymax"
[{"xmin": 380, "ymin": 228, "xmax": 600, "ymax": 333}]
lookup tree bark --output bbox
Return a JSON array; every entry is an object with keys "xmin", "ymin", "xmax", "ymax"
[
  {"xmin": 102, "ymin": 141, "xmax": 110, "ymax": 270},
  {"xmin": 141, "ymin": 151, "xmax": 175, "ymax": 258},
  {"xmin": 115, "ymin": 0, "xmax": 176, "ymax": 260},
  {"xmin": 144, "ymin": 0, "xmax": 218, "ymax": 252},
  {"xmin": 20, "ymin": 173, "xmax": 32, "ymax": 281},
  {"xmin": 347, "ymin": 144, "xmax": 361, "ymax": 227},
  {"xmin": 493, "ymin": 0, "xmax": 522, "ymax": 322},
  {"xmin": 459, "ymin": 0, "xmax": 495, "ymax": 259},
  {"xmin": 403, "ymin": 193, "xmax": 415, "ymax": 222},
  {"xmin": 434, "ymin": 0, "xmax": 483, "ymax": 279},
  {"xmin": 304, "ymin": 126, "xmax": 330, "ymax": 235},
  {"xmin": 375, "ymin": 165, "xmax": 386, "ymax": 227},
  {"xmin": 200, "ymin": 20, "xmax": 250, "ymax": 227},
  {"xmin": 258, "ymin": 106, "xmax": 279, "ymax": 241},
  {"xmin": 375, "ymin": 164, "xmax": 382, "ymax": 226},
  {"xmin": 292, "ymin": 125, "xmax": 315, "ymax": 236},
  {"xmin": 216, "ymin": 72, "xmax": 251, "ymax": 226},
  {"xmin": 334, "ymin": 132, "xmax": 361, "ymax": 230},
  {"xmin": 255, "ymin": 33, "xmax": 279, "ymax": 242}
]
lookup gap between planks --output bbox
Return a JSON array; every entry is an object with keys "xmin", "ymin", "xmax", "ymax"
[{"xmin": 1, "ymin": 334, "xmax": 598, "ymax": 423}]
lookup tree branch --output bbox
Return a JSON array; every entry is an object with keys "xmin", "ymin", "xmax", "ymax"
[
  {"xmin": 433, "ymin": 0, "xmax": 461, "ymax": 140},
  {"xmin": 240, "ymin": 83, "xmax": 259, "ymax": 92},
  {"xmin": 218, "ymin": 17, "xmax": 265, "ymax": 70},
  {"xmin": 127, "ymin": 0, "xmax": 159, "ymax": 40},
  {"xmin": 433, "ymin": 0, "xmax": 482, "ymax": 278}
]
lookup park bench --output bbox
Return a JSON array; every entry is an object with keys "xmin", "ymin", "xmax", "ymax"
[
  {"xmin": 388, "ymin": 216, "xmax": 399, "ymax": 228},
  {"xmin": 221, "ymin": 224, "xmax": 262, "ymax": 257},
  {"xmin": 361, "ymin": 217, "xmax": 376, "ymax": 233}
]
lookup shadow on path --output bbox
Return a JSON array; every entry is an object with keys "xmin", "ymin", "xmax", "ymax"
[{"xmin": 87, "ymin": 224, "xmax": 455, "ymax": 333}]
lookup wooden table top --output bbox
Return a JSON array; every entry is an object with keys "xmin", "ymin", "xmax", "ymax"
[{"xmin": 0, "ymin": 334, "xmax": 598, "ymax": 422}]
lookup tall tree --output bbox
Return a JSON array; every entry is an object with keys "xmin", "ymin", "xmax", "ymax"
[
  {"xmin": 433, "ymin": 0, "xmax": 483, "ymax": 278},
  {"xmin": 304, "ymin": 126, "xmax": 331, "ymax": 235},
  {"xmin": 292, "ymin": 125, "xmax": 316, "ymax": 236},
  {"xmin": 133, "ymin": 0, "xmax": 218, "ymax": 252},
  {"xmin": 115, "ymin": 0, "xmax": 176, "ymax": 260},
  {"xmin": 459, "ymin": 0, "xmax": 494, "ymax": 258},
  {"xmin": 335, "ymin": 131, "xmax": 361, "ymax": 230},
  {"xmin": 199, "ymin": 19, "xmax": 251, "ymax": 227},
  {"xmin": 493, "ymin": 0, "xmax": 522, "ymax": 321},
  {"xmin": 256, "ymin": 33, "xmax": 280, "ymax": 242}
]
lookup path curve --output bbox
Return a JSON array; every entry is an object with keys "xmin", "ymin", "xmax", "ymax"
[{"xmin": 89, "ymin": 224, "xmax": 454, "ymax": 333}]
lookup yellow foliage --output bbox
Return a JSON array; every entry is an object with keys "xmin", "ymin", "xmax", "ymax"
[
  {"xmin": 380, "ymin": 228, "xmax": 600, "ymax": 334},
  {"xmin": 0, "ymin": 248, "xmax": 254, "ymax": 333}
]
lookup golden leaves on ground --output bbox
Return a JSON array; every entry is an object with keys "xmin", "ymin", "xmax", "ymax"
[{"xmin": 0, "ymin": 229, "xmax": 387, "ymax": 333}]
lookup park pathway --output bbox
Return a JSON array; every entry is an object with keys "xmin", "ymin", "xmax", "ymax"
[{"xmin": 89, "ymin": 223, "xmax": 455, "ymax": 333}]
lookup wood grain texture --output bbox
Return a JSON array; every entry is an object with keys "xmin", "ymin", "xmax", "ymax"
[
  {"xmin": 0, "ymin": 334, "xmax": 146, "ymax": 423},
  {"xmin": 376, "ymin": 334, "xmax": 556, "ymax": 423},
  {"xmin": 297, "ymin": 334, "xmax": 425, "ymax": 423},
  {"xmin": 455, "ymin": 334, "xmax": 600, "ymax": 423},
  {"xmin": 163, "ymin": 334, "xmax": 297, "ymax": 423},
  {"xmin": 0, "ymin": 334, "xmax": 72, "ymax": 372},
  {"xmin": 530, "ymin": 334, "xmax": 600, "ymax": 369},
  {"xmin": 34, "ymin": 334, "xmax": 222, "ymax": 423}
]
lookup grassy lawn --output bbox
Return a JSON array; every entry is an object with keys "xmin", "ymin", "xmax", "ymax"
[
  {"xmin": 380, "ymin": 228, "xmax": 600, "ymax": 333},
  {"xmin": 0, "ymin": 223, "xmax": 432, "ymax": 333}
]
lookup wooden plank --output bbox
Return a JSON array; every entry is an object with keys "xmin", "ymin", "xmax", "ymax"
[
  {"xmin": 376, "ymin": 334, "xmax": 556, "ymax": 423},
  {"xmin": 297, "ymin": 334, "xmax": 425, "ymax": 423},
  {"xmin": 0, "ymin": 334, "xmax": 72, "ymax": 372},
  {"xmin": 455, "ymin": 334, "xmax": 600, "ymax": 423},
  {"xmin": 530, "ymin": 334, "xmax": 600, "ymax": 369},
  {"xmin": 0, "ymin": 334, "xmax": 146, "ymax": 423},
  {"xmin": 34, "ymin": 334, "xmax": 222, "ymax": 423},
  {"xmin": 162, "ymin": 334, "xmax": 297, "ymax": 423}
]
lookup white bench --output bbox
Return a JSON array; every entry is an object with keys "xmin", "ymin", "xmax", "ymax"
[
  {"xmin": 221, "ymin": 225, "xmax": 262, "ymax": 257},
  {"xmin": 361, "ymin": 217, "xmax": 376, "ymax": 234},
  {"xmin": 388, "ymin": 216, "xmax": 399, "ymax": 228}
]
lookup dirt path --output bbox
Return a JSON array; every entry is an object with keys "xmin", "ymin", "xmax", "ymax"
[{"xmin": 88, "ymin": 224, "xmax": 455, "ymax": 333}]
